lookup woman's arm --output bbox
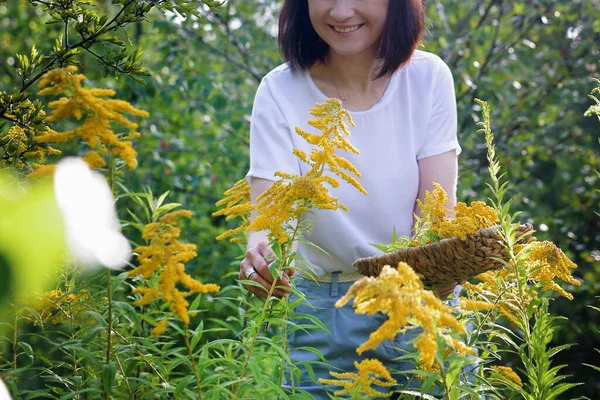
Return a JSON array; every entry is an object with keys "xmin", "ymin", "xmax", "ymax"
[
  {"xmin": 413, "ymin": 149, "xmax": 458, "ymax": 222},
  {"xmin": 413, "ymin": 149, "xmax": 461, "ymax": 298}
]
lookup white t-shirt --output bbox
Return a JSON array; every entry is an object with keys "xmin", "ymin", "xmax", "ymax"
[{"xmin": 247, "ymin": 50, "xmax": 461, "ymax": 276}]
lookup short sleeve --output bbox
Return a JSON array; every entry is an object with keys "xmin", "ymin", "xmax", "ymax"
[
  {"xmin": 416, "ymin": 58, "xmax": 462, "ymax": 160},
  {"xmin": 246, "ymin": 78, "xmax": 301, "ymax": 181}
]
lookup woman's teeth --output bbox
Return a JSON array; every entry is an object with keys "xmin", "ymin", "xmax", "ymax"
[{"xmin": 333, "ymin": 25, "xmax": 361, "ymax": 33}]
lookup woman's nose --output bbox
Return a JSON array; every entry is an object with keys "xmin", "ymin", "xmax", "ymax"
[{"xmin": 329, "ymin": 0, "xmax": 356, "ymax": 21}]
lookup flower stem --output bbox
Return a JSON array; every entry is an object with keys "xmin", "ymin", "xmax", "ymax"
[
  {"xmin": 235, "ymin": 224, "xmax": 301, "ymax": 397},
  {"xmin": 278, "ymin": 297, "xmax": 291, "ymax": 398},
  {"xmin": 184, "ymin": 325, "xmax": 204, "ymax": 400},
  {"xmin": 12, "ymin": 308, "xmax": 17, "ymax": 372},
  {"xmin": 104, "ymin": 270, "xmax": 113, "ymax": 400},
  {"xmin": 234, "ymin": 279, "xmax": 279, "ymax": 397}
]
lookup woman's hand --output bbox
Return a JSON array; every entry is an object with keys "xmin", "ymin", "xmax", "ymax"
[
  {"xmin": 435, "ymin": 280, "xmax": 465, "ymax": 300},
  {"xmin": 239, "ymin": 240, "xmax": 295, "ymax": 298}
]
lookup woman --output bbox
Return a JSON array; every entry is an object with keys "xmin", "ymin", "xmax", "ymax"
[{"xmin": 239, "ymin": 0, "xmax": 461, "ymax": 397}]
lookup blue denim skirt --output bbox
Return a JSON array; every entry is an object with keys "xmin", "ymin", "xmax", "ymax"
[{"xmin": 281, "ymin": 274, "xmax": 426, "ymax": 399}]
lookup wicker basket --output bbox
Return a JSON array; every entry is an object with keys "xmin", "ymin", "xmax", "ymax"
[{"xmin": 353, "ymin": 223, "xmax": 534, "ymax": 285}]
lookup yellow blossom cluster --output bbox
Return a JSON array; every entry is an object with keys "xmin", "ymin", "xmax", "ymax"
[
  {"xmin": 30, "ymin": 288, "xmax": 89, "ymax": 325},
  {"xmin": 128, "ymin": 209, "xmax": 220, "ymax": 325},
  {"xmin": 318, "ymin": 359, "xmax": 396, "ymax": 398},
  {"xmin": 418, "ymin": 183, "xmax": 498, "ymax": 241},
  {"xmin": 151, "ymin": 319, "xmax": 169, "ymax": 336},
  {"xmin": 463, "ymin": 240, "xmax": 580, "ymax": 324},
  {"xmin": 416, "ymin": 182, "xmax": 451, "ymax": 233},
  {"xmin": 414, "ymin": 347, "xmax": 457, "ymax": 380},
  {"xmin": 214, "ymin": 98, "xmax": 366, "ymax": 244},
  {"xmin": 213, "ymin": 178, "xmax": 252, "ymax": 243},
  {"xmin": 31, "ymin": 66, "xmax": 148, "ymax": 175},
  {"xmin": 490, "ymin": 365, "xmax": 523, "ymax": 387},
  {"xmin": 516, "ymin": 240, "xmax": 580, "ymax": 300},
  {"xmin": 1, "ymin": 124, "xmax": 61, "ymax": 171},
  {"xmin": 336, "ymin": 263, "xmax": 475, "ymax": 368},
  {"xmin": 462, "ymin": 268, "xmax": 534, "ymax": 326}
]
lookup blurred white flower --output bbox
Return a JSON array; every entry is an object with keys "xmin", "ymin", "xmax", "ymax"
[
  {"xmin": 54, "ymin": 157, "xmax": 131, "ymax": 269},
  {"xmin": 0, "ymin": 378, "xmax": 11, "ymax": 400}
]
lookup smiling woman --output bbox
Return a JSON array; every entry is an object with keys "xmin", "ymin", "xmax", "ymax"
[
  {"xmin": 279, "ymin": 0, "xmax": 424, "ymax": 79},
  {"xmin": 239, "ymin": 0, "xmax": 461, "ymax": 397}
]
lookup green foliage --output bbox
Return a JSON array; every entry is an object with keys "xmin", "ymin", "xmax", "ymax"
[
  {"xmin": 1, "ymin": 0, "xmax": 599, "ymax": 398},
  {"xmin": 0, "ymin": 174, "xmax": 66, "ymax": 328},
  {"xmin": 585, "ymin": 77, "xmax": 600, "ymax": 120}
]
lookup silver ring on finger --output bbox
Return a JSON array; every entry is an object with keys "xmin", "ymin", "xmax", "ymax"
[{"xmin": 245, "ymin": 267, "xmax": 258, "ymax": 279}]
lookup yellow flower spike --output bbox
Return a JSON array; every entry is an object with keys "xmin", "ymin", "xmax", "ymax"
[
  {"xmin": 159, "ymin": 209, "xmax": 193, "ymax": 225},
  {"xmin": 151, "ymin": 319, "xmax": 168, "ymax": 336},
  {"xmin": 35, "ymin": 66, "xmax": 148, "ymax": 171},
  {"xmin": 318, "ymin": 359, "xmax": 396, "ymax": 398},
  {"xmin": 416, "ymin": 183, "xmax": 451, "ymax": 232},
  {"xmin": 490, "ymin": 365, "xmax": 523, "ymax": 387},
  {"xmin": 30, "ymin": 288, "xmax": 90, "ymax": 325},
  {"xmin": 337, "ymin": 263, "xmax": 473, "ymax": 368},
  {"xmin": 414, "ymin": 184, "xmax": 499, "ymax": 242},
  {"xmin": 462, "ymin": 239, "xmax": 580, "ymax": 327},
  {"xmin": 519, "ymin": 241, "xmax": 580, "ymax": 299},
  {"xmin": 132, "ymin": 287, "xmax": 160, "ymax": 306},
  {"xmin": 459, "ymin": 297, "xmax": 496, "ymax": 311},
  {"xmin": 129, "ymin": 207, "xmax": 220, "ymax": 328},
  {"xmin": 214, "ymin": 98, "xmax": 366, "ymax": 244},
  {"xmin": 82, "ymin": 151, "xmax": 107, "ymax": 169},
  {"xmin": 26, "ymin": 164, "xmax": 57, "ymax": 180}
]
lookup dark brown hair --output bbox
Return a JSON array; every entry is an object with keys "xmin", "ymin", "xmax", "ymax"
[{"xmin": 278, "ymin": 0, "xmax": 425, "ymax": 79}]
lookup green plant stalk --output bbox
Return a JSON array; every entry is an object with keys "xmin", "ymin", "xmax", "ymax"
[
  {"xmin": 104, "ymin": 270, "xmax": 113, "ymax": 400},
  {"xmin": 12, "ymin": 308, "xmax": 17, "ymax": 372},
  {"xmin": 114, "ymin": 355, "xmax": 133, "ymax": 396},
  {"xmin": 111, "ymin": 329, "xmax": 168, "ymax": 385},
  {"xmin": 69, "ymin": 305, "xmax": 78, "ymax": 393},
  {"xmin": 479, "ymin": 98, "xmax": 561, "ymax": 398},
  {"xmin": 278, "ymin": 297, "xmax": 291, "ymax": 399},
  {"xmin": 233, "ymin": 220, "xmax": 302, "ymax": 397},
  {"xmin": 184, "ymin": 325, "xmax": 204, "ymax": 400},
  {"xmin": 467, "ymin": 284, "xmax": 511, "ymax": 347},
  {"xmin": 133, "ymin": 317, "xmax": 145, "ymax": 400},
  {"xmin": 104, "ymin": 159, "xmax": 116, "ymax": 400}
]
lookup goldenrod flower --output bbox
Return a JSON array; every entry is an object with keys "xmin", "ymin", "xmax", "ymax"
[
  {"xmin": 82, "ymin": 151, "xmax": 107, "ymax": 169},
  {"xmin": 517, "ymin": 240, "xmax": 580, "ymax": 300},
  {"xmin": 336, "ymin": 263, "xmax": 474, "ymax": 368},
  {"xmin": 151, "ymin": 319, "xmax": 168, "ymax": 336},
  {"xmin": 417, "ymin": 184, "xmax": 498, "ymax": 242},
  {"xmin": 36, "ymin": 66, "xmax": 148, "ymax": 171},
  {"xmin": 416, "ymin": 183, "xmax": 451, "ymax": 234},
  {"xmin": 1, "ymin": 125, "xmax": 62, "ymax": 172},
  {"xmin": 214, "ymin": 98, "xmax": 366, "ymax": 244},
  {"xmin": 463, "ymin": 240, "xmax": 580, "ymax": 325},
  {"xmin": 128, "ymin": 208, "xmax": 220, "ymax": 326},
  {"xmin": 30, "ymin": 288, "xmax": 89, "ymax": 325},
  {"xmin": 490, "ymin": 365, "xmax": 523, "ymax": 387},
  {"xmin": 27, "ymin": 163, "xmax": 57, "ymax": 179},
  {"xmin": 318, "ymin": 359, "xmax": 396, "ymax": 398},
  {"xmin": 462, "ymin": 269, "xmax": 532, "ymax": 326},
  {"xmin": 160, "ymin": 209, "xmax": 193, "ymax": 225},
  {"xmin": 459, "ymin": 298, "xmax": 496, "ymax": 311}
]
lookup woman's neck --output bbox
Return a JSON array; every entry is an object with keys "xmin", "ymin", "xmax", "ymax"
[
  {"xmin": 325, "ymin": 51, "xmax": 382, "ymax": 89},
  {"xmin": 308, "ymin": 51, "xmax": 391, "ymax": 112}
]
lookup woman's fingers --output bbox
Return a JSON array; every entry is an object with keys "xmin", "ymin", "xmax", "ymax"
[
  {"xmin": 239, "ymin": 258, "xmax": 290, "ymax": 298},
  {"xmin": 246, "ymin": 242, "xmax": 292, "ymax": 288}
]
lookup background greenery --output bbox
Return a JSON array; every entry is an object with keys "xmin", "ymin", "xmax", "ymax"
[{"xmin": 1, "ymin": 0, "xmax": 598, "ymax": 397}]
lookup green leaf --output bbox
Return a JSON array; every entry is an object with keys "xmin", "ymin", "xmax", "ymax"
[
  {"xmin": 102, "ymin": 362, "xmax": 117, "ymax": 396},
  {"xmin": 175, "ymin": 375, "xmax": 195, "ymax": 397}
]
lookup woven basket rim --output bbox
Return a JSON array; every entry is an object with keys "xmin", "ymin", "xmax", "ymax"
[{"xmin": 353, "ymin": 223, "xmax": 533, "ymax": 269}]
